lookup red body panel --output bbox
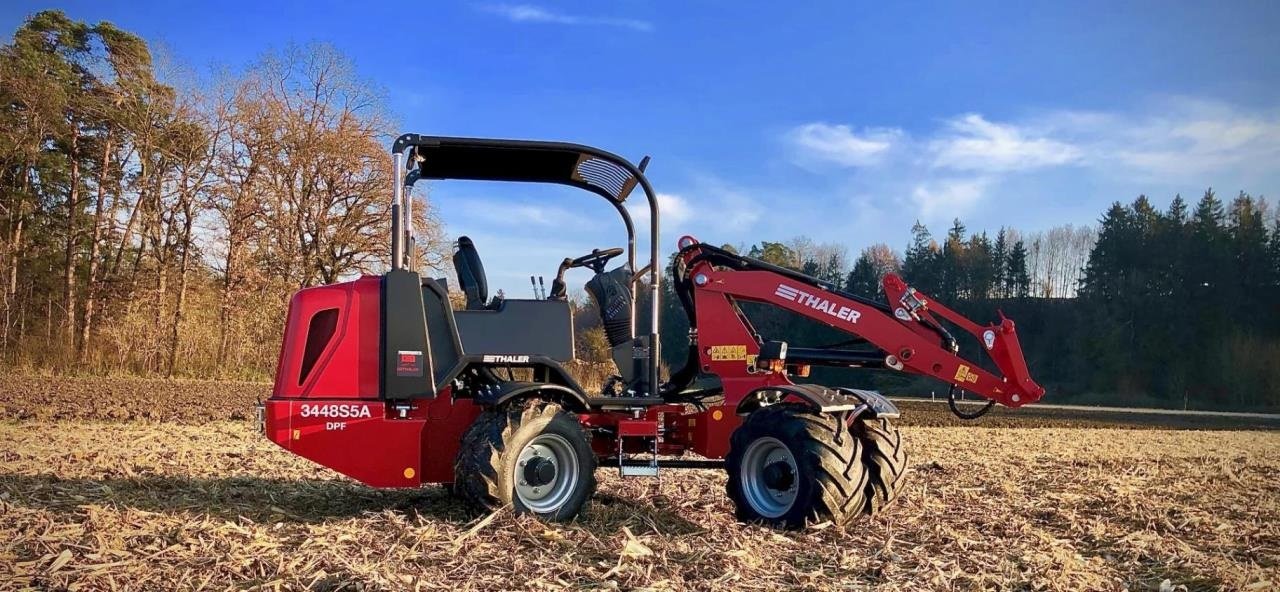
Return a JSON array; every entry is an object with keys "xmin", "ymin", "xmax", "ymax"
[
  {"xmin": 264, "ymin": 399, "xmax": 422, "ymax": 487},
  {"xmin": 264, "ymin": 393, "xmax": 481, "ymax": 487},
  {"xmin": 273, "ymin": 276, "xmax": 381, "ymax": 399}
]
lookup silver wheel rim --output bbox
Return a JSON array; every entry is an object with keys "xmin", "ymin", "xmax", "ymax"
[
  {"xmin": 741, "ymin": 436, "xmax": 798, "ymax": 518},
  {"xmin": 514, "ymin": 433, "xmax": 580, "ymax": 513}
]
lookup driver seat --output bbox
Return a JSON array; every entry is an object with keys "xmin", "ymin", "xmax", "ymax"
[{"xmin": 453, "ymin": 236, "xmax": 489, "ymax": 310}]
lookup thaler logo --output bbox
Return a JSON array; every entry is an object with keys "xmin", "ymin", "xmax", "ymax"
[
  {"xmin": 483, "ymin": 354, "xmax": 530, "ymax": 364},
  {"xmin": 775, "ymin": 284, "xmax": 861, "ymax": 324}
]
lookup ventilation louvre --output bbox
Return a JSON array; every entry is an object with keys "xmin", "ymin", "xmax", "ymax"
[{"xmin": 574, "ymin": 155, "xmax": 638, "ymax": 202}]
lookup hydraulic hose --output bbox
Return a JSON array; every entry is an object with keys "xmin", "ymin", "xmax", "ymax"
[{"xmin": 947, "ymin": 384, "xmax": 996, "ymax": 420}]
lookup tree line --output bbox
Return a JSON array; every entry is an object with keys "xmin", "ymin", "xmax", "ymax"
[
  {"xmin": 657, "ymin": 190, "xmax": 1280, "ymax": 411},
  {"xmin": 0, "ymin": 11, "xmax": 444, "ymax": 377}
]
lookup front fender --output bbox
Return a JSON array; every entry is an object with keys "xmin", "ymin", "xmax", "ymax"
[{"xmin": 735, "ymin": 384, "xmax": 900, "ymax": 419}]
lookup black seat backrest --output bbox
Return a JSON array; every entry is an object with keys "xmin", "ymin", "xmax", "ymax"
[
  {"xmin": 421, "ymin": 277, "xmax": 464, "ymax": 388},
  {"xmin": 453, "ymin": 236, "xmax": 488, "ymax": 310}
]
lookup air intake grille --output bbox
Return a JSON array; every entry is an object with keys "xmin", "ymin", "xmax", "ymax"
[{"xmin": 574, "ymin": 156, "xmax": 638, "ymax": 201}]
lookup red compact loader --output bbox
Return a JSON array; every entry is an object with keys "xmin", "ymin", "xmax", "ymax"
[{"xmin": 260, "ymin": 135, "xmax": 1045, "ymax": 529}]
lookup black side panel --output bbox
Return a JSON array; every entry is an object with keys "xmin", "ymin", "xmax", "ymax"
[
  {"xmin": 382, "ymin": 269, "xmax": 435, "ymax": 400},
  {"xmin": 454, "ymin": 299, "xmax": 575, "ymax": 361},
  {"xmin": 422, "ymin": 277, "xmax": 465, "ymax": 388}
]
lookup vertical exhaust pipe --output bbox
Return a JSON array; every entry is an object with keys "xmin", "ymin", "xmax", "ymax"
[{"xmin": 391, "ymin": 152, "xmax": 404, "ymax": 270}]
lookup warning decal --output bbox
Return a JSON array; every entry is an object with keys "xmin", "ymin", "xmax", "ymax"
[{"xmin": 709, "ymin": 345, "xmax": 748, "ymax": 361}]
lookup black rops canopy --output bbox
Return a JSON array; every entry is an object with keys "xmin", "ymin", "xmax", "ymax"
[
  {"xmin": 393, "ymin": 134, "xmax": 643, "ymax": 204},
  {"xmin": 390, "ymin": 133, "xmax": 663, "ymax": 398}
]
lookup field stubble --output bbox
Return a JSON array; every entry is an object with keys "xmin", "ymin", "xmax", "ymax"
[{"xmin": 0, "ymin": 376, "xmax": 1277, "ymax": 590}]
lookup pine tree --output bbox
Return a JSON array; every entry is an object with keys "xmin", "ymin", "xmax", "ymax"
[
  {"xmin": 938, "ymin": 219, "xmax": 967, "ymax": 300},
  {"xmin": 1079, "ymin": 202, "xmax": 1133, "ymax": 300},
  {"xmin": 902, "ymin": 220, "xmax": 939, "ymax": 294},
  {"xmin": 1006, "ymin": 240, "xmax": 1030, "ymax": 298},
  {"xmin": 992, "ymin": 228, "xmax": 1009, "ymax": 298},
  {"xmin": 1229, "ymin": 192, "xmax": 1270, "ymax": 294},
  {"xmin": 1190, "ymin": 188, "xmax": 1227, "ymax": 290},
  {"xmin": 1270, "ymin": 218, "xmax": 1280, "ymax": 287},
  {"xmin": 822, "ymin": 253, "xmax": 844, "ymax": 286},
  {"xmin": 967, "ymin": 232, "xmax": 994, "ymax": 299},
  {"xmin": 845, "ymin": 253, "xmax": 879, "ymax": 297}
]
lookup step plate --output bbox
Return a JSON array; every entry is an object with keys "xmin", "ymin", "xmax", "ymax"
[{"xmin": 619, "ymin": 465, "xmax": 659, "ymax": 477}]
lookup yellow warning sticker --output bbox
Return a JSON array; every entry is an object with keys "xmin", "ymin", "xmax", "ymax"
[
  {"xmin": 709, "ymin": 345, "xmax": 748, "ymax": 361},
  {"xmin": 954, "ymin": 364, "xmax": 979, "ymax": 384}
]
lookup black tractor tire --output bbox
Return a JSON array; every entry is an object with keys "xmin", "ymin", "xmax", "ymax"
[
  {"xmin": 454, "ymin": 399, "xmax": 597, "ymax": 521},
  {"xmin": 853, "ymin": 416, "xmax": 908, "ymax": 515},
  {"xmin": 726, "ymin": 403, "xmax": 869, "ymax": 529}
]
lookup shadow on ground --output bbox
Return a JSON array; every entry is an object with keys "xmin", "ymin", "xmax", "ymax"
[
  {"xmin": 1, "ymin": 473, "xmax": 471, "ymax": 524},
  {"xmin": 0, "ymin": 473, "xmax": 708, "ymax": 535}
]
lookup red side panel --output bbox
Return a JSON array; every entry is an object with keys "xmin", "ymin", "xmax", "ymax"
[
  {"xmin": 264, "ymin": 395, "xmax": 482, "ymax": 488},
  {"xmin": 273, "ymin": 276, "xmax": 381, "ymax": 399},
  {"xmin": 265, "ymin": 399, "xmax": 422, "ymax": 487}
]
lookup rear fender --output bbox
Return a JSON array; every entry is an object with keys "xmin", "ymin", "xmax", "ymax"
[{"xmin": 475, "ymin": 382, "xmax": 589, "ymax": 412}]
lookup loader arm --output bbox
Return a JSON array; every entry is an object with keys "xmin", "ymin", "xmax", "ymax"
[{"xmin": 677, "ymin": 239, "xmax": 1044, "ymax": 408}]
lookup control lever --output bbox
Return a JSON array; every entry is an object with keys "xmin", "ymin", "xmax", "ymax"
[{"xmin": 549, "ymin": 259, "xmax": 571, "ymax": 301}]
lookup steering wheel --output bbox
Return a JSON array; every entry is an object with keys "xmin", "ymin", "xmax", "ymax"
[{"xmin": 569, "ymin": 247, "xmax": 624, "ymax": 274}]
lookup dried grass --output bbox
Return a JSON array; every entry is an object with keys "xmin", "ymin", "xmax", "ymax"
[{"xmin": 2, "ymin": 418, "xmax": 1277, "ymax": 591}]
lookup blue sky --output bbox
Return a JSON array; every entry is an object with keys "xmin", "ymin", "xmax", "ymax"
[{"xmin": 6, "ymin": 1, "xmax": 1280, "ymax": 295}]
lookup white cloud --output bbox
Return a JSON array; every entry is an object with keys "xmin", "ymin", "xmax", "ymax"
[
  {"xmin": 656, "ymin": 193, "xmax": 692, "ymax": 226},
  {"xmin": 779, "ymin": 100, "xmax": 1279, "ymax": 228},
  {"xmin": 785, "ymin": 122, "xmax": 902, "ymax": 168},
  {"xmin": 480, "ymin": 4, "xmax": 653, "ymax": 32},
  {"xmin": 910, "ymin": 177, "xmax": 992, "ymax": 221},
  {"xmin": 629, "ymin": 181, "xmax": 759, "ymax": 243},
  {"xmin": 929, "ymin": 114, "xmax": 1082, "ymax": 172}
]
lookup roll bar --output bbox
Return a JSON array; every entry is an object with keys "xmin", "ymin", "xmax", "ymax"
[{"xmin": 390, "ymin": 134, "xmax": 662, "ymax": 397}]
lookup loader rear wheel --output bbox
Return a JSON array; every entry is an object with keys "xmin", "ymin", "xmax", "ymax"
[
  {"xmin": 726, "ymin": 403, "xmax": 868, "ymax": 529},
  {"xmin": 854, "ymin": 416, "xmax": 907, "ymax": 515},
  {"xmin": 454, "ymin": 399, "xmax": 596, "ymax": 521}
]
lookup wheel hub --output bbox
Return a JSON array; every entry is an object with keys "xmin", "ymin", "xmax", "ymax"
[
  {"xmin": 740, "ymin": 436, "xmax": 800, "ymax": 518},
  {"xmin": 523, "ymin": 456, "xmax": 557, "ymax": 487},
  {"xmin": 762, "ymin": 460, "xmax": 794, "ymax": 491}
]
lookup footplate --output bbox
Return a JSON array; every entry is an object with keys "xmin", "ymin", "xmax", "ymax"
[{"xmin": 617, "ymin": 419, "xmax": 659, "ymax": 477}]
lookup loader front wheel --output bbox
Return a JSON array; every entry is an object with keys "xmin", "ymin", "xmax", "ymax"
[
  {"xmin": 726, "ymin": 403, "xmax": 868, "ymax": 529},
  {"xmin": 854, "ymin": 416, "xmax": 907, "ymax": 515},
  {"xmin": 454, "ymin": 399, "xmax": 596, "ymax": 521}
]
